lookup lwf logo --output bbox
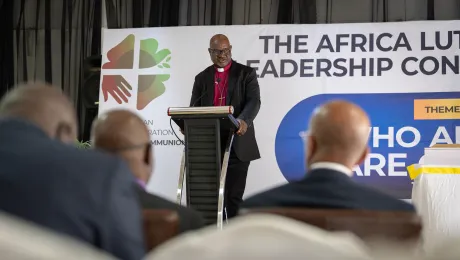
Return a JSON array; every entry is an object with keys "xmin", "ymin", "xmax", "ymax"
[{"xmin": 101, "ymin": 34, "xmax": 171, "ymax": 110}]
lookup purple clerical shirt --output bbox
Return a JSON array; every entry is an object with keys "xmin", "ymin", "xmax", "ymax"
[{"xmin": 213, "ymin": 60, "xmax": 232, "ymax": 106}]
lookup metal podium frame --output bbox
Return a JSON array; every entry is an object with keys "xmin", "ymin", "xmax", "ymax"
[{"xmin": 168, "ymin": 106, "xmax": 239, "ymax": 229}]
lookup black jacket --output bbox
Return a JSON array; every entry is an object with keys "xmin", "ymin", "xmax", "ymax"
[
  {"xmin": 0, "ymin": 119, "xmax": 145, "ymax": 260},
  {"xmin": 242, "ymin": 168, "xmax": 415, "ymax": 212},
  {"xmin": 136, "ymin": 187, "xmax": 205, "ymax": 232},
  {"xmin": 190, "ymin": 61, "xmax": 261, "ymax": 162}
]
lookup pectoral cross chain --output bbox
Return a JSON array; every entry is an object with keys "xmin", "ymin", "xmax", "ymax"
[
  {"xmin": 218, "ymin": 94, "xmax": 225, "ymax": 106},
  {"xmin": 216, "ymin": 79, "xmax": 226, "ymax": 106}
]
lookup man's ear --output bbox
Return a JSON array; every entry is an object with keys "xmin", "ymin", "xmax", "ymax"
[
  {"xmin": 357, "ymin": 146, "xmax": 370, "ymax": 166},
  {"xmin": 143, "ymin": 144, "xmax": 153, "ymax": 181},
  {"xmin": 305, "ymin": 134, "xmax": 316, "ymax": 169},
  {"xmin": 56, "ymin": 123, "xmax": 73, "ymax": 144},
  {"xmin": 144, "ymin": 144, "xmax": 152, "ymax": 166}
]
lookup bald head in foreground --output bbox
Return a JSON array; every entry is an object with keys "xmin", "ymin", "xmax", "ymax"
[
  {"xmin": 242, "ymin": 100, "xmax": 415, "ymax": 212},
  {"xmin": 0, "ymin": 83, "xmax": 145, "ymax": 260},
  {"xmin": 305, "ymin": 100, "xmax": 370, "ymax": 172},
  {"xmin": 92, "ymin": 110, "xmax": 205, "ymax": 233},
  {"xmin": 0, "ymin": 82, "xmax": 77, "ymax": 143},
  {"xmin": 92, "ymin": 110, "xmax": 153, "ymax": 183}
]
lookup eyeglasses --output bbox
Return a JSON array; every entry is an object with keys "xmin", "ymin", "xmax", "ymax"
[
  {"xmin": 113, "ymin": 142, "xmax": 152, "ymax": 163},
  {"xmin": 209, "ymin": 48, "xmax": 231, "ymax": 56}
]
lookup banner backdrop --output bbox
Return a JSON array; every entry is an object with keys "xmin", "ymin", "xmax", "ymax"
[{"xmin": 99, "ymin": 21, "xmax": 459, "ymax": 200}]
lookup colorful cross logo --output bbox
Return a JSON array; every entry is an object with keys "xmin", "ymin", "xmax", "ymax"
[{"xmin": 100, "ymin": 34, "xmax": 171, "ymax": 110}]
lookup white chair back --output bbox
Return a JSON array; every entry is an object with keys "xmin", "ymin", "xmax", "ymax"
[{"xmin": 0, "ymin": 212, "xmax": 117, "ymax": 260}]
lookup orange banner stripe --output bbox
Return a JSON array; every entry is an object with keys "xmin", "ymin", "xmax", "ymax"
[{"xmin": 414, "ymin": 99, "xmax": 460, "ymax": 120}]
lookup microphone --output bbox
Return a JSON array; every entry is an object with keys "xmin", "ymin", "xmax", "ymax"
[
  {"xmin": 191, "ymin": 90, "xmax": 207, "ymax": 107},
  {"xmin": 190, "ymin": 78, "xmax": 220, "ymax": 107}
]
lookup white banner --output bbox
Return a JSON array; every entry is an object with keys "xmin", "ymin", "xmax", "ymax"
[{"xmin": 100, "ymin": 21, "xmax": 459, "ymax": 200}]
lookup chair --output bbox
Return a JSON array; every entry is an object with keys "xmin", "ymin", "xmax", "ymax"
[
  {"xmin": 142, "ymin": 209, "xmax": 179, "ymax": 251},
  {"xmin": 146, "ymin": 214, "xmax": 372, "ymax": 260},
  {"xmin": 0, "ymin": 211, "xmax": 116, "ymax": 260},
  {"xmin": 241, "ymin": 208, "xmax": 422, "ymax": 242}
]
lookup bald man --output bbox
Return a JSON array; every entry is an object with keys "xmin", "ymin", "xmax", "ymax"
[
  {"xmin": 0, "ymin": 83, "xmax": 145, "ymax": 260},
  {"xmin": 92, "ymin": 110, "xmax": 205, "ymax": 232},
  {"xmin": 188, "ymin": 34, "xmax": 261, "ymax": 219},
  {"xmin": 242, "ymin": 101, "xmax": 414, "ymax": 212}
]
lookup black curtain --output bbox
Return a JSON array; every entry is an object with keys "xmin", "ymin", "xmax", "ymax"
[
  {"xmin": 277, "ymin": 0, "xmax": 317, "ymax": 24},
  {"xmin": 105, "ymin": 0, "xmax": 317, "ymax": 28},
  {"xmin": 427, "ymin": 0, "xmax": 435, "ymax": 20},
  {"xmin": 104, "ymin": 0, "xmax": 450, "ymax": 28},
  {"xmin": 1, "ymin": 0, "xmax": 102, "ymax": 139},
  {"xmin": 0, "ymin": 0, "xmax": 15, "ymax": 97},
  {"xmin": 106, "ymin": 0, "xmax": 180, "ymax": 28}
]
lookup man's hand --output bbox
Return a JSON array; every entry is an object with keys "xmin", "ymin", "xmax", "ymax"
[{"xmin": 236, "ymin": 119, "xmax": 248, "ymax": 136}]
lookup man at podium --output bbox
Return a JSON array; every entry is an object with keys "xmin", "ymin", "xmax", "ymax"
[{"xmin": 187, "ymin": 34, "xmax": 261, "ymax": 218}]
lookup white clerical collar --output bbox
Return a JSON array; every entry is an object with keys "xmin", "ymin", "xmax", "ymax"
[
  {"xmin": 215, "ymin": 60, "xmax": 232, "ymax": 73},
  {"xmin": 309, "ymin": 162, "xmax": 352, "ymax": 177}
]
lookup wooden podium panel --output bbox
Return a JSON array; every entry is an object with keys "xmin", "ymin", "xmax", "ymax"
[{"xmin": 185, "ymin": 119, "xmax": 221, "ymax": 224}]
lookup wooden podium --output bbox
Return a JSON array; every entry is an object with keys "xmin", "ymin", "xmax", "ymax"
[{"xmin": 167, "ymin": 106, "xmax": 239, "ymax": 229}]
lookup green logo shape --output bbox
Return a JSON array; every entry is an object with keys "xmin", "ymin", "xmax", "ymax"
[
  {"xmin": 139, "ymin": 38, "xmax": 171, "ymax": 69},
  {"xmin": 137, "ymin": 37, "xmax": 171, "ymax": 110}
]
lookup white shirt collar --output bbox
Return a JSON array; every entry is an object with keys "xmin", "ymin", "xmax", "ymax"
[{"xmin": 309, "ymin": 162, "xmax": 352, "ymax": 177}]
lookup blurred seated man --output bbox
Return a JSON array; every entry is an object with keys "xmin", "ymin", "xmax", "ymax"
[
  {"xmin": 0, "ymin": 83, "xmax": 145, "ymax": 260},
  {"xmin": 242, "ymin": 100, "xmax": 414, "ymax": 212},
  {"xmin": 92, "ymin": 109, "xmax": 205, "ymax": 232}
]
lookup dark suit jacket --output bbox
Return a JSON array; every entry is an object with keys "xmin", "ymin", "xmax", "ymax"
[
  {"xmin": 0, "ymin": 119, "xmax": 145, "ymax": 260},
  {"xmin": 242, "ymin": 168, "xmax": 415, "ymax": 212},
  {"xmin": 137, "ymin": 186, "xmax": 204, "ymax": 232},
  {"xmin": 190, "ymin": 61, "xmax": 261, "ymax": 162}
]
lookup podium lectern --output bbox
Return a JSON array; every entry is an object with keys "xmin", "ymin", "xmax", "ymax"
[
  {"xmin": 409, "ymin": 144, "xmax": 460, "ymax": 251},
  {"xmin": 167, "ymin": 106, "xmax": 239, "ymax": 229}
]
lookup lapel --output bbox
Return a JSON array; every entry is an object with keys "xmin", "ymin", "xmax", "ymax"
[
  {"xmin": 205, "ymin": 66, "xmax": 215, "ymax": 106},
  {"xmin": 226, "ymin": 61, "xmax": 238, "ymax": 105}
]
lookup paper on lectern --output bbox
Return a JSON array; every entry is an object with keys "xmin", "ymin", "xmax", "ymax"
[{"xmin": 423, "ymin": 144, "xmax": 460, "ymax": 166}]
